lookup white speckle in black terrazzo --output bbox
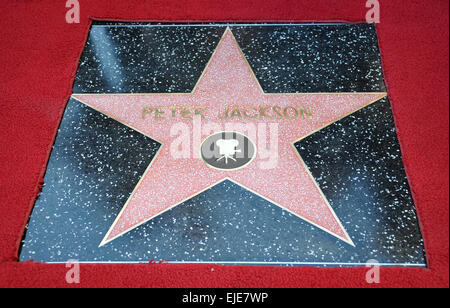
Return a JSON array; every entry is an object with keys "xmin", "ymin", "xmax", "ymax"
[
  {"xmin": 74, "ymin": 25, "xmax": 225, "ymax": 93},
  {"xmin": 74, "ymin": 23, "xmax": 385, "ymax": 94},
  {"xmin": 232, "ymin": 24, "xmax": 386, "ymax": 93}
]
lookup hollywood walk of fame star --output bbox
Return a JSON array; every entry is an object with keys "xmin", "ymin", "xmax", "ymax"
[{"xmin": 73, "ymin": 28, "xmax": 386, "ymax": 247}]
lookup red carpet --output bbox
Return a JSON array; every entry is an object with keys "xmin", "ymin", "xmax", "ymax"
[{"xmin": 0, "ymin": 0, "xmax": 448, "ymax": 288}]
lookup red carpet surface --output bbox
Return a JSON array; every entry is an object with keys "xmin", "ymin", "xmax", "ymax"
[{"xmin": 0, "ymin": 0, "xmax": 448, "ymax": 288}]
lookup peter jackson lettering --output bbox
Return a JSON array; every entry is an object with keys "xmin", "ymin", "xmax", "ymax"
[{"xmin": 142, "ymin": 105, "xmax": 313, "ymax": 121}]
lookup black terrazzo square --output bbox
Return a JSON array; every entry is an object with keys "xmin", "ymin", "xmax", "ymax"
[{"xmin": 19, "ymin": 23, "xmax": 426, "ymax": 266}]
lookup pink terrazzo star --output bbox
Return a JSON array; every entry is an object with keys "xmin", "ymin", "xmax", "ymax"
[{"xmin": 73, "ymin": 28, "xmax": 386, "ymax": 247}]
